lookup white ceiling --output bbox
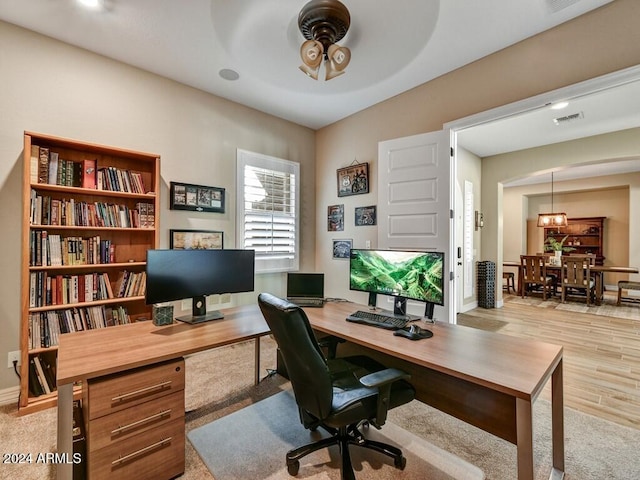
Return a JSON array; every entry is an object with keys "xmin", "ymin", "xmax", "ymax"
[{"xmin": 0, "ymin": 0, "xmax": 614, "ymax": 130}]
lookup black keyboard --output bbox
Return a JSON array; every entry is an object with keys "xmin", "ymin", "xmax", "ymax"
[{"xmin": 346, "ymin": 310, "xmax": 410, "ymax": 330}]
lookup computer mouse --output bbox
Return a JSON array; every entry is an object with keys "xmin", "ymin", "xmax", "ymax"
[{"xmin": 409, "ymin": 324, "xmax": 422, "ymax": 335}]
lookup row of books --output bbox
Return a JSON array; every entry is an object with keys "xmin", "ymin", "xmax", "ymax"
[
  {"xmin": 29, "ymin": 271, "xmax": 114, "ymax": 308},
  {"xmin": 98, "ymin": 166, "xmax": 147, "ymax": 194},
  {"xmin": 31, "ymin": 145, "xmax": 85, "ymax": 188},
  {"xmin": 30, "ymin": 231, "xmax": 116, "ymax": 267},
  {"xmin": 28, "ymin": 305, "xmax": 132, "ymax": 350},
  {"xmin": 30, "ymin": 190, "xmax": 155, "ymax": 228},
  {"xmin": 30, "ymin": 145, "xmax": 147, "ymax": 193},
  {"xmin": 29, "ymin": 270, "xmax": 146, "ymax": 308},
  {"xmin": 28, "ymin": 355, "xmax": 56, "ymax": 397}
]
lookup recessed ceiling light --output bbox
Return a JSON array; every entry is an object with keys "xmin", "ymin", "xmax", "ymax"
[
  {"xmin": 77, "ymin": 0, "xmax": 103, "ymax": 9},
  {"xmin": 550, "ymin": 101, "xmax": 569, "ymax": 110},
  {"xmin": 219, "ymin": 69, "xmax": 240, "ymax": 81}
]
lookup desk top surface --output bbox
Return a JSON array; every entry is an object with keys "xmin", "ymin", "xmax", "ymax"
[
  {"xmin": 57, "ymin": 304, "xmax": 269, "ymax": 385},
  {"xmin": 305, "ymin": 301, "xmax": 562, "ymax": 401},
  {"xmin": 57, "ymin": 300, "xmax": 562, "ymax": 401}
]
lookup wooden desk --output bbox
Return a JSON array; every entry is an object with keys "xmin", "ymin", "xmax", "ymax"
[
  {"xmin": 304, "ymin": 301, "xmax": 565, "ymax": 480},
  {"xmin": 505, "ymin": 260, "xmax": 639, "ymax": 304},
  {"xmin": 56, "ymin": 305, "xmax": 270, "ymax": 480}
]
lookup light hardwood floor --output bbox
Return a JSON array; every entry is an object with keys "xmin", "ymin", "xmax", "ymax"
[{"xmin": 457, "ymin": 293, "xmax": 640, "ymax": 430}]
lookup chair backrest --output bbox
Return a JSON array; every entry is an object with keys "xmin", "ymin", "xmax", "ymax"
[
  {"xmin": 257, "ymin": 293, "xmax": 333, "ymax": 420},
  {"xmin": 520, "ymin": 255, "xmax": 547, "ymax": 282},
  {"xmin": 561, "ymin": 255, "xmax": 592, "ymax": 288}
]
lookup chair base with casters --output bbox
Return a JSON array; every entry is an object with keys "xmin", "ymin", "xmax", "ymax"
[
  {"xmin": 286, "ymin": 421, "xmax": 406, "ymax": 478},
  {"xmin": 257, "ymin": 293, "xmax": 415, "ymax": 480}
]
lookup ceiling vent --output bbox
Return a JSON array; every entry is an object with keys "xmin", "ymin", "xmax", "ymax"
[{"xmin": 553, "ymin": 111, "xmax": 584, "ymax": 125}]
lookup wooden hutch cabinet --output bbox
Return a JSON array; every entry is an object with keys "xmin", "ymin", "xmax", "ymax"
[{"xmin": 544, "ymin": 216, "xmax": 605, "ymax": 265}]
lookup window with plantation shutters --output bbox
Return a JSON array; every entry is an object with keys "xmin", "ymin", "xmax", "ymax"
[{"xmin": 236, "ymin": 149, "xmax": 300, "ymax": 273}]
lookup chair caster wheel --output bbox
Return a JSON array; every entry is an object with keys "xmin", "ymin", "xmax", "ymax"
[
  {"xmin": 395, "ymin": 455, "xmax": 407, "ymax": 470},
  {"xmin": 287, "ymin": 460, "xmax": 300, "ymax": 476}
]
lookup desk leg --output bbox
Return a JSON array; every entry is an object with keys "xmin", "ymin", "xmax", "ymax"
[
  {"xmin": 516, "ymin": 398, "xmax": 534, "ymax": 480},
  {"xmin": 56, "ymin": 383, "xmax": 73, "ymax": 480},
  {"xmin": 550, "ymin": 359, "xmax": 565, "ymax": 479},
  {"xmin": 254, "ymin": 337, "xmax": 261, "ymax": 386}
]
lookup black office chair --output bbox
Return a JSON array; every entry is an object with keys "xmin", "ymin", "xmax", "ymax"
[{"xmin": 257, "ymin": 293, "xmax": 416, "ymax": 480}]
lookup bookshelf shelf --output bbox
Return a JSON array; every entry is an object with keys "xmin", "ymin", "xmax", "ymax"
[
  {"xmin": 544, "ymin": 216, "xmax": 606, "ymax": 265},
  {"xmin": 19, "ymin": 132, "xmax": 160, "ymax": 414}
]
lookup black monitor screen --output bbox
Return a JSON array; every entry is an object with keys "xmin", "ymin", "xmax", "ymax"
[
  {"xmin": 349, "ymin": 249, "xmax": 445, "ymax": 306},
  {"xmin": 286, "ymin": 273, "xmax": 324, "ymax": 298},
  {"xmin": 145, "ymin": 249, "xmax": 255, "ymax": 323}
]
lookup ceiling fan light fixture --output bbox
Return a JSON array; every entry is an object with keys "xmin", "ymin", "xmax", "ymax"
[{"xmin": 297, "ymin": 0, "xmax": 351, "ymax": 81}]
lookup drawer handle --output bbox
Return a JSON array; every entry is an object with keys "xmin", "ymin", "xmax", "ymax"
[
  {"xmin": 111, "ymin": 437, "xmax": 172, "ymax": 466},
  {"xmin": 111, "ymin": 409, "xmax": 172, "ymax": 435},
  {"xmin": 111, "ymin": 381, "xmax": 172, "ymax": 402}
]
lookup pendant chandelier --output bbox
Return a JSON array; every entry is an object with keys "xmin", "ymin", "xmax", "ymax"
[
  {"xmin": 298, "ymin": 0, "xmax": 351, "ymax": 81},
  {"xmin": 537, "ymin": 172, "xmax": 567, "ymax": 227}
]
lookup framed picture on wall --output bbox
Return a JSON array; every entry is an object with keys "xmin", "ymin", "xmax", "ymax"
[
  {"xmin": 355, "ymin": 205, "xmax": 377, "ymax": 226},
  {"xmin": 170, "ymin": 181, "xmax": 225, "ymax": 213},
  {"xmin": 327, "ymin": 204, "xmax": 344, "ymax": 231},
  {"xmin": 170, "ymin": 229, "xmax": 224, "ymax": 250},
  {"xmin": 337, "ymin": 162, "xmax": 369, "ymax": 197},
  {"xmin": 332, "ymin": 239, "xmax": 352, "ymax": 259}
]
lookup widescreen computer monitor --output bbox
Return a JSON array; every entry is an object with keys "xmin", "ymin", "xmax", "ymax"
[
  {"xmin": 146, "ymin": 249, "xmax": 255, "ymax": 324},
  {"xmin": 349, "ymin": 249, "xmax": 444, "ymax": 319}
]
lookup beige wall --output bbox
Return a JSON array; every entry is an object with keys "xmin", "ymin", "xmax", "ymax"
[
  {"xmin": 0, "ymin": 22, "xmax": 315, "ymax": 393},
  {"xmin": 315, "ymin": 0, "xmax": 640, "ymax": 305}
]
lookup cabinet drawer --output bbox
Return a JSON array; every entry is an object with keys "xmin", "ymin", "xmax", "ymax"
[
  {"xmin": 88, "ymin": 417, "xmax": 184, "ymax": 480},
  {"xmin": 88, "ymin": 390, "xmax": 184, "ymax": 452},
  {"xmin": 86, "ymin": 358, "xmax": 185, "ymax": 420}
]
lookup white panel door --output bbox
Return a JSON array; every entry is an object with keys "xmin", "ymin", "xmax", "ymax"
[{"xmin": 378, "ymin": 130, "xmax": 453, "ymax": 322}]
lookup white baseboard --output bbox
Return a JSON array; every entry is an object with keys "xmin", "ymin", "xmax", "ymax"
[
  {"xmin": 459, "ymin": 301, "xmax": 478, "ymax": 313},
  {"xmin": 0, "ymin": 386, "xmax": 20, "ymax": 407}
]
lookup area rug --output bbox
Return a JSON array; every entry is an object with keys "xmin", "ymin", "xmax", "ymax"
[
  {"xmin": 506, "ymin": 293, "xmax": 640, "ymax": 321},
  {"xmin": 187, "ymin": 389, "xmax": 485, "ymax": 480}
]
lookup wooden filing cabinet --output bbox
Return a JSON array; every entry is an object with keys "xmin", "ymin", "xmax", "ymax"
[{"xmin": 83, "ymin": 358, "xmax": 185, "ymax": 480}]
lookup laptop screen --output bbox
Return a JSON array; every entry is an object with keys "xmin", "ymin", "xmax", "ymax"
[{"xmin": 287, "ymin": 273, "xmax": 324, "ymax": 298}]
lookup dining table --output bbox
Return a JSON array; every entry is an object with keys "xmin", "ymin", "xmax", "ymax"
[{"xmin": 503, "ymin": 260, "xmax": 639, "ymax": 305}]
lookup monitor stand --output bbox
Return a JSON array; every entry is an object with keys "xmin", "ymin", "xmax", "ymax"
[
  {"xmin": 394, "ymin": 297, "xmax": 407, "ymax": 316},
  {"xmin": 176, "ymin": 296, "xmax": 224, "ymax": 324},
  {"xmin": 424, "ymin": 302, "xmax": 436, "ymax": 322}
]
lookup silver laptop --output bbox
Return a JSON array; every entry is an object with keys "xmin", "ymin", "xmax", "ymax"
[{"xmin": 287, "ymin": 273, "xmax": 325, "ymax": 307}]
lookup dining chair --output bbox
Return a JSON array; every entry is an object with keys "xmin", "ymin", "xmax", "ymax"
[
  {"xmin": 560, "ymin": 255, "xmax": 595, "ymax": 305},
  {"xmin": 520, "ymin": 255, "xmax": 555, "ymax": 300}
]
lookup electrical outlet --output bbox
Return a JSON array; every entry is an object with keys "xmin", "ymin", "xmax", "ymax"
[
  {"xmin": 7, "ymin": 351, "xmax": 21, "ymax": 369},
  {"xmin": 365, "ymin": 240, "xmax": 371, "ymax": 248}
]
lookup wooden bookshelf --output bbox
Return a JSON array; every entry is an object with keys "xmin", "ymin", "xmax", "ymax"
[{"xmin": 19, "ymin": 132, "xmax": 160, "ymax": 414}]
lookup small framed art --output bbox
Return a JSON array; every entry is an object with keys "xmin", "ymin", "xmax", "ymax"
[
  {"xmin": 170, "ymin": 181, "xmax": 225, "ymax": 213},
  {"xmin": 332, "ymin": 239, "xmax": 352, "ymax": 259},
  {"xmin": 328, "ymin": 204, "xmax": 344, "ymax": 231},
  {"xmin": 355, "ymin": 205, "xmax": 377, "ymax": 226},
  {"xmin": 170, "ymin": 229, "xmax": 224, "ymax": 250},
  {"xmin": 337, "ymin": 162, "xmax": 369, "ymax": 197}
]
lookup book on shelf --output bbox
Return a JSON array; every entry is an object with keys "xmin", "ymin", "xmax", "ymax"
[
  {"xmin": 47, "ymin": 152, "xmax": 59, "ymax": 185},
  {"xmin": 28, "ymin": 358, "xmax": 45, "ymax": 397},
  {"xmin": 82, "ymin": 159, "xmax": 96, "ymax": 189},
  {"xmin": 30, "ymin": 145, "xmax": 39, "ymax": 184},
  {"xmin": 32, "ymin": 356, "xmax": 51, "ymax": 394},
  {"xmin": 38, "ymin": 147, "xmax": 49, "ymax": 184}
]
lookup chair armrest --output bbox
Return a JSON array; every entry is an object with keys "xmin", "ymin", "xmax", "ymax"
[
  {"xmin": 317, "ymin": 335, "xmax": 346, "ymax": 359},
  {"xmin": 359, "ymin": 368, "xmax": 410, "ymax": 388},
  {"xmin": 359, "ymin": 368, "xmax": 411, "ymax": 427}
]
